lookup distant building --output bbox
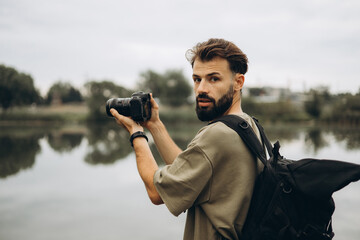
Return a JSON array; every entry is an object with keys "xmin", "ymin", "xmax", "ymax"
[{"xmin": 244, "ymin": 87, "xmax": 306, "ymax": 105}]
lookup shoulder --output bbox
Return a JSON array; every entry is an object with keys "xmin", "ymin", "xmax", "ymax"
[
  {"xmin": 187, "ymin": 112, "xmax": 261, "ymax": 160},
  {"xmin": 186, "ymin": 119, "xmax": 245, "ymax": 164},
  {"xmin": 190, "ymin": 112, "xmax": 258, "ymax": 147},
  {"xmin": 190, "ymin": 121, "xmax": 239, "ymax": 149}
]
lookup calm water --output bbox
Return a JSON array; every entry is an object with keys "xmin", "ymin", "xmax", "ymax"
[{"xmin": 0, "ymin": 122, "xmax": 360, "ymax": 240}]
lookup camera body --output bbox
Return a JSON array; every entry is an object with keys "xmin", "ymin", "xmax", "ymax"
[{"xmin": 106, "ymin": 92, "xmax": 152, "ymax": 122}]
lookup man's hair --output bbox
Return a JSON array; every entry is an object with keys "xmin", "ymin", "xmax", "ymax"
[{"xmin": 186, "ymin": 38, "xmax": 248, "ymax": 74}]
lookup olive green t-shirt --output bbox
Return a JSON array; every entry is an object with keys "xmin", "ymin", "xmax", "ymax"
[{"xmin": 153, "ymin": 113, "xmax": 263, "ymax": 240}]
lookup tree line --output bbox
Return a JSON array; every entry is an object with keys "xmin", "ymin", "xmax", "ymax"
[
  {"xmin": 0, "ymin": 65, "xmax": 41, "ymax": 110},
  {"xmin": 0, "ymin": 64, "xmax": 192, "ymax": 119},
  {"xmin": 1, "ymin": 63, "xmax": 359, "ymax": 124}
]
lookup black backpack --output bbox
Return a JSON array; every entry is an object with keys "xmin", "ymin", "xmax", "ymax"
[{"xmin": 213, "ymin": 115, "xmax": 360, "ymax": 240}]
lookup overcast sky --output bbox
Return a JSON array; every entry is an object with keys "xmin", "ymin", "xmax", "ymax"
[{"xmin": 1, "ymin": 0, "xmax": 359, "ymax": 95}]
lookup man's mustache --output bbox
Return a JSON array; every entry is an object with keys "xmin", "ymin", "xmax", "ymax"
[{"xmin": 196, "ymin": 93, "xmax": 215, "ymax": 103}]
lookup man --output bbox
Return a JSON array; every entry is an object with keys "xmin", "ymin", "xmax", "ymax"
[{"xmin": 110, "ymin": 38, "xmax": 263, "ymax": 240}]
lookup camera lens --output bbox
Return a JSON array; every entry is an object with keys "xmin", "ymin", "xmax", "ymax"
[{"xmin": 106, "ymin": 98, "xmax": 131, "ymax": 117}]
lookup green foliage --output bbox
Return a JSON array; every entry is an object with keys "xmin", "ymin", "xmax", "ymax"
[
  {"xmin": 242, "ymin": 97, "xmax": 307, "ymax": 122},
  {"xmin": 84, "ymin": 80, "xmax": 132, "ymax": 120},
  {"xmin": 46, "ymin": 81, "xmax": 83, "ymax": 104},
  {"xmin": 303, "ymin": 88, "xmax": 331, "ymax": 119},
  {"xmin": 248, "ymin": 88, "xmax": 266, "ymax": 96},
  {"xmin": 326, "ymin": 93, "xmax": 360, "ymax": 125},
  {"xmin": 138, "ymin": 70, "xmax": 164, "ymax": 97},
  {"xmin": 0, "ymin": 64, "xmax": 41, "ymax": 110},
  {"xmin": 138, "ymin": 69, "xmax": 192, "ymax": 106},
  {"xmin": 304, "ymin": 90, "xmax": 322, "ymax": 119}
]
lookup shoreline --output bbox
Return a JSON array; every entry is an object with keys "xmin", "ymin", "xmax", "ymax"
[{"xmin": 0, "ymin": 103, "xmax": 359, "ymax": 127}]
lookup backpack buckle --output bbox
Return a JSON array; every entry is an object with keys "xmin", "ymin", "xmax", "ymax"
[
  {"xmin": 238, "ymin": 121, "xmax": 249, "ymax": 129},
  {"xmin": 280, "ymin": 182, "xmax": 292, "ymax": 193},
  {"xmin": 301, "ymin": 224, "xmax": 334, "ymax": 240}
]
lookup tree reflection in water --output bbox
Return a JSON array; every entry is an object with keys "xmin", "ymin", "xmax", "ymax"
[
  {"xmin": 0, "ymin": 134, "xmax": 42, "ymax": 178},
  {"xmin": 0, "ymin": 123, "xmax": 359, "ymax": 179},
  {"xmin": 332, "ymin": 127, "xmax": 360, "ymax": 150},
  {"xmin": 84, "ymin": 123, "xmax": 132, "ymax": 165},
  {"xmin": 47, "ymin": 132, "xmax": 83, "ymax": 153},
  {"xmin": 305, "ymin": 128, "xmax": 329, "ymax": 154}
]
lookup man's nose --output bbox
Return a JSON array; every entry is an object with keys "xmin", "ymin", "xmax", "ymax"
[{"xmin": 196, "ymin": 79, "xmax": 209, "ymax": 94}]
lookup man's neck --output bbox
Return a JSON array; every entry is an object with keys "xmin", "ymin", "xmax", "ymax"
[
  {"xmin": 226, "ymin": 96, "xmax": 243, "ymax": 115},
  {"xmin": 209, "ymin": 103, "xmax": 243, "ymax": 123}
]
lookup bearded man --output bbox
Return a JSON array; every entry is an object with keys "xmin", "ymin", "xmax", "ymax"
[{"xmin": 110, "ymin": 38, "xmax": 263, "ymax": 240}]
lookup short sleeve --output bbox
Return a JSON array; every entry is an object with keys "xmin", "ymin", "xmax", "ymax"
[{"xmin": 153, "ymin": 145, "xmax": 212, "ymax": 216}]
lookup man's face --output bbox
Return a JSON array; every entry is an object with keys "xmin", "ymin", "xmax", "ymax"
[{"xmin": 192, "ymin": 57, "xmax": 235, "ymax": 121}]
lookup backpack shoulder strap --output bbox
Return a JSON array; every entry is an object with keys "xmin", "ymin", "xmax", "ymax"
[
  {"xmin": 252, "ymin": 117, "xmax": 274, "ymax": 158},
  {"xmin": 210, "ymin": 115, "xmax": 268, "ymax": 165}
]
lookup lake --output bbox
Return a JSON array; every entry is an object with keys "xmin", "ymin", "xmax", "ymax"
[{"xmin": 0, "ymin": 122, "xmax": 359, "ymax": 240}]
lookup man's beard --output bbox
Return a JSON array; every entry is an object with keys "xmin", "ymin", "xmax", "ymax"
[{"xmin": 195, "ymin": 86, "xmax": 234, "ymax": 122}]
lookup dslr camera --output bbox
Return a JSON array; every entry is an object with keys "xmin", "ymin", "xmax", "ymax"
[{"xmin": 106, "ymin": 91, "xmax": 152, "ymax": 122}]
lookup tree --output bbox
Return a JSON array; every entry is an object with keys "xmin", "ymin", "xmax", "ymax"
[
  {"xmin": 138, "ymin": 69, "xmax": 192, "ymax": 107},
  {"xmin": 138, "ymin": 70, "xmax": 165, "ymax": 99},
  {"xmin": 304, "ymin": 88, "xmax": 331, "ymax": 119},
  {"xmin": 329, "ymin": 92, "xmax": 360, "ymax": 124},
  {"xmin": 304, "ymin": 90, "xmax": 322, "ymax": 119},
  {"xmin": 84, "ymin": 80, "xmax": 132, "ymax": 120},
  {"xmin": 163, "ymin": 69, "xmax": 193, "ymax": 106},
  {"xmin": 46, "ymin": 81, "xmax": 83, "ymax": 104},
  {"xmin": 0, "ymin": 64, "xmax": 41, "ymax": 110}
]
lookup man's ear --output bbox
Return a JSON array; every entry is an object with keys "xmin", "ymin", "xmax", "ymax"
[{"xmin": 233, "ymin": 73, "xmax": 245, "ymax": 91}]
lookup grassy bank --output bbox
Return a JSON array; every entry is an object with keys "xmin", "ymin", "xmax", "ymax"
[
  {"xmin": 0, "ymin": 104, "xmax": 89, "ymax": 125},
  {"xmin": 1, "ymin": 101, "xmax": 358, "ymax": 127},
  {"xmin": 0, "ymin": 102, "xmax": 314, "ymax": 126}
]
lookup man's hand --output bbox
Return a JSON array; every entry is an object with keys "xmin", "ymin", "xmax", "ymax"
[
  {"xmin": 110, "ymin": 109, "xmax": 144, "ymax": 135},
  {"xmin": 112, "ymin": 93, "xmax": 181, "ymax": 165},
  {"xmin": 142, "ymin": 93, "xmax": 161, "ymax": 131},
  {"xmin": 110, "ymin": 98, "xmax": 163, "ymax": 206},
  {"xmin": 110, "ymin": 93, "xmax": 160, "ymax": 134}
]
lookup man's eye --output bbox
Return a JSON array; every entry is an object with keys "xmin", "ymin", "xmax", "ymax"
[
  {"xmin": 193, "ymin": 78, "xmax": 201, "ymax": 83},
  {"xmin": 210, "ymin": 77, "xmax": 219, "ymax": 82}
]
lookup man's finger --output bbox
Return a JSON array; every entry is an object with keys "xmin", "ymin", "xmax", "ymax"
[
  {"xmin": 149, "ymin": 93, "xmax": 159, "ymax": 109},
  {"xmin": 110, "ymin": 108, "xmax": 122, "ymax": 119},
  {"xmin": 110, "ymin": 108, "xmax": 136, "ymax": 126}
]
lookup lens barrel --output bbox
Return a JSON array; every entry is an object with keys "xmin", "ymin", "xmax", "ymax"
[
  {"xmin": 106, "ymin": 91, "xmax": 151, "ymax": 121},
  {"xmin": 106, "ymin": 98, "xmax": 131, "ymax": 117}
]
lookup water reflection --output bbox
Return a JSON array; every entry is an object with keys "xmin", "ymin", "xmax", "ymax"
[
  {"xmin": 84, "ymin": 123, "xmax": 132, "ymax": 165},
  {"xmin": 1, "ymin": 123, "xmax": 359, "ymax": 240},
  {"xmin": 47, "ymin": 132, "xmax": 83, "ymax": 153},
  {"xmin": 304, "ymin": 128, "xmax": 329, "ymax": 154},
  {"xmin": 263, "ymin": 125, "xmax": 301, "ymax": 142},
  {"xmin": 332, "ymin": 128, "xmax": 360, "ymax": 150},
  {"xmin": 264, "ymin": 125, "xmax": 360, "ymax": 155},
  {"xmin": 1, "ymin": 123, "xmax": 360, "ymax": 179},
  {"xmin": 0, "ymin": 134, "xmax": 42, "ymax": 178}
]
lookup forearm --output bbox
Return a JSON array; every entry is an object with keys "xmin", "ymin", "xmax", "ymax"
[
  {"xmin": 109, "ymin": 108, "xmax": 163, "ymax": 205},
  {"xmin": 133, "ymin": 137, "xmax": 163, "ymax": 205},
  {"xmin": 148, "ymin": 120, "xmax": 182, "ymax": 165}
]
